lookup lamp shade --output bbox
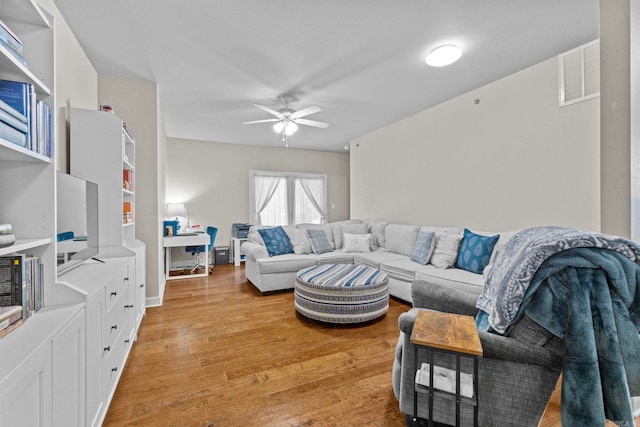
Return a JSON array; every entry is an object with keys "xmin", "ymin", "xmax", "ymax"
[{"xmin": 167, "ymin": 203, "xmax": 187, "ymax": 219}]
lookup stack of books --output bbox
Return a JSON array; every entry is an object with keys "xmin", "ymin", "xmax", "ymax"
[
  {"xmin": 0, "ymin": 80, "xmax": 52, "ymax": 157},
  {"xmin": 0, "ymin": 306, "xmax": 22, "ymax": 338},
  {"xmin": 0, "ymin": 18, "xmax": 27, "ymax": 68},
  {"xmin": 0, "ymin": 223, "xmax": 14, "ymax": 248},
  {"xmin": 123, "ymin": 202, "xmax": 133, "ymax": 224}
]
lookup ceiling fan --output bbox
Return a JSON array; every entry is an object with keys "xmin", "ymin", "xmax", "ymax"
[{"xmin": 243, "ymin": 94, "xmax": 329, "ymax": 146}]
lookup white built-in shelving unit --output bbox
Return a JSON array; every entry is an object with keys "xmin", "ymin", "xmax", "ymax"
[
  {"xmin": 0, "ymin": 3, "xmax": 146, "ymax": 426},
  {"xmin": 0, "ymin": 1, "xmax": 87, "ymax": 426}
]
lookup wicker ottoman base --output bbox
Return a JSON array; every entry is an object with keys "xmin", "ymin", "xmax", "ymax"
[{"xmin": 294, "ymin": 264, "xmax": 389, "ymax": 324}]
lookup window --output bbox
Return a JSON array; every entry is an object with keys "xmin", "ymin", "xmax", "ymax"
[
  {"xmin": 249, "ymin": 171, "xmax": 327, "ymax": 226},
  {"xmin": 559, "ymin": 39, "xmax": 600, "ymax": 107}
]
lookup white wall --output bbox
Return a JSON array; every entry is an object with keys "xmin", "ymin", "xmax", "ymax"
[
  {"xmin": 166, "ymin": 138, "xmax": 350, "ymax": 260},
  {"xmin": 38, "ymin": 0, "xmax": 98, "ymax": 173},
  {"xmin": 351, "ymin": 55, "xmax": 601, "ymax": 232},
  {"xmin": 98, "ymin": 75, "xmax": 165, "ymax": 306}
]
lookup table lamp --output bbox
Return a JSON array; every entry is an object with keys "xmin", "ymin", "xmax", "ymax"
[{"xmin": 167, "ymin": 203, "xmax": 190, "ymax": 233}]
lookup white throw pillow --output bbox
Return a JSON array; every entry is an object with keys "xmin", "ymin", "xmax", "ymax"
[
  {"xmin": 430, "ymin": 232, "xmax": 463, "ymax": 269},
  {"xmin": 342, "ymin": 233, "xmax": 372, "ymax": 253}
]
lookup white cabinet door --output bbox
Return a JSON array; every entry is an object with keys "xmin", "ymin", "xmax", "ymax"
[
  {"xmin": 0, "ymin": 342, "xmax": 52, "ymax": 427},
  {"xmin": 52, "ymin": 309, "xmax": 86, "ymax": 427}
]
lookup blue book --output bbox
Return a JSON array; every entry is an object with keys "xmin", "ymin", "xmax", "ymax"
[{"xmin": 0, "ymin": 80, "xmax": 33, "ymax": 149}]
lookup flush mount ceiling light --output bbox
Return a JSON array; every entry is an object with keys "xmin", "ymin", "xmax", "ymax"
[{"xmin": 425, "ymin": 45, "xmax": 462, "ymax": 67}]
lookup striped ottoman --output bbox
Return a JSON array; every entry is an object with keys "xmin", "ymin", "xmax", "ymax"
[{"xmin": 294, "ymin": 264, "xmax": 389, "ymax": 324}]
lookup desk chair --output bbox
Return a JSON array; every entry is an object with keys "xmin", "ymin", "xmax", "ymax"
[{"xmin": 185, "ymin": 226, "xmax": 217, "ymax": 273}]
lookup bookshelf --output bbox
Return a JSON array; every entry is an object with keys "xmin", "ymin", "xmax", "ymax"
[
  {"xmin": 70, "ymin": 107, "xmax": 140, "ymax": 254},
  {"xmin": 0, "ymin": 1, "xmax": 87, "ymax": 426}
]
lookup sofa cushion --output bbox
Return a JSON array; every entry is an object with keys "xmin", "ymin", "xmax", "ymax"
[
  {"xmin": 258, "ymin": 226, "xmax": 294, "ymax": 256},
  {"xmin": 307, "ymin": 229, "xmax": 333, "ymax": 254},
  {"xmin": 455, "ymin": 228, "xmax": 499, "ymax": 274},
  {"xmin": 415, "ymin": 265, "xmax": 484, "ymax": 295},
  {"xmin": 283, "ymin": 226, "xmax": 312, "ymax": 255},
  {"xmin": 343, "ymin": 233, "xmax": 372, "ymax": 253},
  {"xmin": 354, "ymin": 250, "xmax": 407, "ymax": 269},
  {"xmin": 385, "ymin": 224, "xmax": 420, "ymax": 256},
  {"xmin": 410, "ymin": 231, "xmax": 436, "ymax": 265},
  {"xmin": 380, "ymin": 258, "xmax": 426, "ymax": 281},
  {"xmin": 430, "ymin": 232, "xmax": 463, "ymax": 269},
  {"xmin": 255, "ymin": 254, "xmax": 318, "ymax": 274},
  {"xmin": 366, "ymin": 220, "xmax": 389, "ymax": 248}
]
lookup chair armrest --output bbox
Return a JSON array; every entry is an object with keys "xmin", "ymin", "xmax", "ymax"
[
  {"xmin": 241, "ymin": 241, "xmax": 268, "ymax": 261},
  {"xmin": 411, "ymin": 280, "xmax": 479, "ymax": 316}
]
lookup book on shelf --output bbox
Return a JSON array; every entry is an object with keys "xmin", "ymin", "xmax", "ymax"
[
  {"xmin": 0, "ymin": 99, "xmax": 27, "ymax": 123},
  {"xmin": 0, "ymin": 305, "xmax": 22, "ymax": 333},
  {"xmin": 0, "ymin": 80, "xmax": 34, "ymax": 149},
  {"xmin": 0, "ymin": 120, "xmax": 27, "ymax": 147},
  {"xmin": 0, "ymin": 319, "xmax": 22, "ymax": 338},
  {"xmin": 0, "ymin": 105, "xmax": 28, "ymax": 134},
  {"xmin": 0, "ymin": 18, "xmax": 23, "ymax": 55},
  {"xmin": 123, "ymin": 169, "xmax": 133, "ymax": 191},
  {"xmin": 123, "ymin": 201, "xmax": 133, "ymax": 224},
  {"xmin": 0, "ymin": 254, "xmax": 43, "ymax": 321}
]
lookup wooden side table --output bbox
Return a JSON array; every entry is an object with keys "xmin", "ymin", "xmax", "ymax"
[{"xmin": 410, "ymin": 310, "xmax": 483, "ymax": 427}]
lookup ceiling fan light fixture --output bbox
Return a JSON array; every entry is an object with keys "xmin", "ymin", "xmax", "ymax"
[
  {"xmin": 273, "ymin": 121, "xmax": 298, "ymax": 136},
  {"xmin": 425, "ymin": 45, "xmax": 462, "ymax": 67}
]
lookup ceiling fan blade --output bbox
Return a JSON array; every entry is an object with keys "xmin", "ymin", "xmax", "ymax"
[
  {"xmin": 290, "ymin": 105, "xmax": 321, "ymax": 119},
  {"xmin": 295, "ymin": 118, "xmax": 330, "ymax": 128},
  {"xmin": 243, "ymin": 118, "xmax": 280, "ymax": 124},
  {"xmin": 253, "ymin": 104, "xmax": 282, "ymax": 118}
]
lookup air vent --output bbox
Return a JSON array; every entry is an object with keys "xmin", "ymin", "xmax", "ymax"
[{"xmin": 560, "ymin": 40, "xmax": 600, "ymax": 107}]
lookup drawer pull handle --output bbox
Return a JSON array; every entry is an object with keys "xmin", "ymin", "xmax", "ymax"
[
  {"xmin": 111, "ymin": 291, "xmax": 117, "ymax": 296},
  {"xmin": 125, "ymin": 304, "xmax": 134, "ymax": 309},
  {"xmin": 140, "ymin": 283, "xmax": 144, "ymax": 288},
  {"xmin": 112, "ymin": 367, "xmax": 118, "ymax": 374},
  {"xmin": 103, "ymin": 346, "xmax": 111, "ymax": 353},
  {"xmin": 125, "ymin": 339, "xmax": 130, "ymax": 344},
  {"xmin": 124, "ymin": 277, "xmax": 129, "ymax": 282},
  {"xmin": 111, "ymin": 324, "xmax": 118, "ymax": 331}
]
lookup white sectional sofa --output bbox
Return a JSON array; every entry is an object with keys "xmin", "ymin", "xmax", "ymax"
[{"xmin": 241, "ymin": 219, "xmax": 516, "ymax": 303}]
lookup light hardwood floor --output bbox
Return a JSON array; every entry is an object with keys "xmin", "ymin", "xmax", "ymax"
[
  {"xmin": 104, "ymin": 264, "xmax": 638, "ymax": 426},
  {"xmin": 104, "ymin": 264, "xmax": 409, "ymax": 426}
]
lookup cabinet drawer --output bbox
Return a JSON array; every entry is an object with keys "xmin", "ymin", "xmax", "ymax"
[
  {"xmin": 104, "ymin": 334, "xmax": 125, "ymax": 398},
  {"xmin": 105, "ymin": 267, "xmax": 129, "ymax": 311},
  {"xmin": 105, "ymin": 291, "xmax": 128, "ymax": 349}
]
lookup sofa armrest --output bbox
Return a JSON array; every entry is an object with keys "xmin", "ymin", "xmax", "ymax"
[
  {"xmin": 411, "ymin": 280, "xmax": 479, "ymax": 316},
  {"xmin": 479, "ymin": 316, "xmax": 564, "ymax": 370},
  {"xmin": 241, "ymin": 241, "xmax": 268, "ymax": 261}
]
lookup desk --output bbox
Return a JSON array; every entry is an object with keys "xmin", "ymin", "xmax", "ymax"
[
  {"xmin": 230, "ymin": 237, "xmax": 247, "ymax": 266},
  {"xmin": 163, "ymin": 234, "xmax": 210, "ymax": 281}
]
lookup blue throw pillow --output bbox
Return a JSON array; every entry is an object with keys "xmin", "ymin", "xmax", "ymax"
[
  {"xmin": 307, "ymin": 229, "xmax": 333, "ymax": 254},
  {"xmin": 455, "ymin": 229, "xmax": 499, "ymax": 274},
  {"xmin": 258, "ymin": 226, "xmax": 294, "ymax": 256},
  {"xmin": 410, "ymin": 231, "xmax": 436, "ymax": 265}
]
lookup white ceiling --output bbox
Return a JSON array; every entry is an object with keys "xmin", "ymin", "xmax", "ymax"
[{"xmin": 53, "ymin": 0, "xmax": 599, "ymax": 153}]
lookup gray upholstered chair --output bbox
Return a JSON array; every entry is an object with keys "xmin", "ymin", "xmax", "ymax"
[{"xmin": 392, "ymin": 280, "xmax": 564, "ymax": 426}]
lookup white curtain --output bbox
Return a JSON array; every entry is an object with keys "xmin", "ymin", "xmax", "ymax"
[
  {"xmin": 295, "ymin": 177, "xmax": 326, "ymax": 224},
  {"xmin": 254, "ymin": 175, "xmax": 285, "ymax": 225}
]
